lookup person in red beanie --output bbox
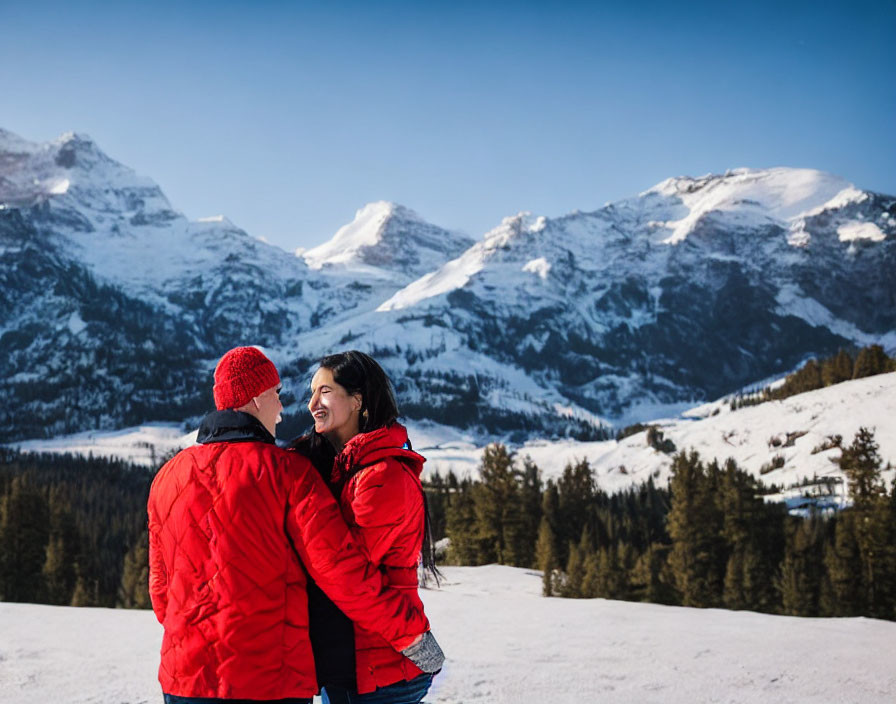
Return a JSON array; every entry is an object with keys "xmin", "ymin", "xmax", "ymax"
[{"xmin": 148, "ymin": 346, "xmax": 443, "ymax": 704}]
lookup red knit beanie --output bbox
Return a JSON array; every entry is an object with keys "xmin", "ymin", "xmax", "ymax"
[{"xmin": 213, "ymin": 346, "xmax": 281, "ymax": 410}]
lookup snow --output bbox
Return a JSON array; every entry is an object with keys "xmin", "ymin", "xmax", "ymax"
[
  {"xmin": 522, "ymin": 256, "xmax": 551, "ymax": 279},
  {"xmin": 12, "ymin": 423, "xmax": 195, "ymax": 466},
  {"xmin": 65, "ymin": 311, "xmax": 87, "ymax": 335},
  {"xmin": 1, "ymin": 565, "xmax": 894, "ymax": 704},
  {"xmin": 0, "ymin": 127, "xmax": 308, "ymax": 310},
  {"xmin": 11, "ymin": 375, "xmax": 896, "ymax": 503},
  {"xmin": 377, "ymin": 212, "xmax": 544, "ymax": 311},
  {"xmin": 303, "ymin": 201, "xmax": 419, "ymax": 269},
  {"xmin": 647, "ymin": 168, "xmax": 854, "ymax": 244},
  {"xmin": 801, "ymin": 186, "xmax": 869, "ymax": 216},
  {"xmin": 377, "ymin": 253, "xmax": 481, "ymax": 311},
  {"xmin": 195, "ymin": 215, "xmax": 233, "ymax": 226},
  {"xmin": 417, "ymin": 373, "xmax": 896, "ymax": 498},
  {"xmin": 837, "ymin": 221, "xmax": 886, "ymax": 242},
  {"xmin": 47, "ymin": 177, "xmax": 70, "ymax": 194},
  {"xmin": 564, "ymin": 372, "xmax": 896, "ymax": 496},
  {"xmin": 775, "ymin": 286, "xmax": 896, "ymax": 352}
]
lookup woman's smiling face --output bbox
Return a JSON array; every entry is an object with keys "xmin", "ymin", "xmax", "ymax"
[{"xmin": 308, "ymin": 366, "xmax": 362, "ymax": 450}]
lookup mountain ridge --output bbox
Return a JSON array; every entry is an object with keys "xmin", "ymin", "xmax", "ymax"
[{"xmin": 1, "ymin": 128, "xmax": 893, "ymax": 442}]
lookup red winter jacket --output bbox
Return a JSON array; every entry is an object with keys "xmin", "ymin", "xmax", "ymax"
[
  {"xmin": 329, "ymin": 423, "xmax": 430, "ymax": 694},
  {"xmin": 147, "ymin": 411, "xmax": 428, "ymax": 700}
]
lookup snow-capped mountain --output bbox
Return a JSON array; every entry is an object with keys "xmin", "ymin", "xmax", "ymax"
[
  {"xmin": 303, "ymin": 201, "xmax": 475, "ymax": 282},
  {"xmin": 345, "ymin": 167, "xmax": 895, "ymax": 432},
  {"xmin": 1, "ymin": 128, "xmax": 894, "ymax": 442}
]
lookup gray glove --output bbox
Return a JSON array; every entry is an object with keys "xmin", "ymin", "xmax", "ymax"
[{"xmin": 401, "ymin": 630, "xmax": 445, "ymax": 673}]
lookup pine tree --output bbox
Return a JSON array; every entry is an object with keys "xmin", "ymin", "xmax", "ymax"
[
  {"xmin": 562, "ymin": 541, "xmax": 585, "ymax": 598},
  {"xmin": 778, "ymin": 516, "xmax": 825, "ymax": 617},
  {"xmin": 535, "ymin": 516, "xmax": 558, "ymax": 597},
  {"xmin": 666, "ymin": 452, "xmax": 725, "ymax": 607},
  {"xmin": 0, "ymin": 476, "xmax": 49, "ymax": 602},
  {"xmin": 879, "ymin": 483, "xmax": 896, "ymax": 619},
  {"xmin": 615, "ymin": 541, "xmax": 636, "ymax": 600},
  {"xmin": 423, "ymin": 471, "xmax": 448, "ymax": 541},
  {"xmin": 792, "ymin": 358, "xmax": 823, "ymax": 394},
  {"xmin": 839, "ymin": 428, "xmax": 892, "ymax": 616},
  {"xmin": 562, "ymin": 526, "xmax": 594, "ymax": 598},
  {"xmin": 472, "ymin": 444, "xmax": 520, "ymax": 565},
  {"xmin": 595, "ymin": 546, "xmax": 625, "ymax": 599},
  {"xmin": 852, "ymin": 344, "xmax": 888, "ymax": 380},
  {"xmin": 445, "ymin": 478, "xmax": 478, "ymax": 564},
  {"xmin": 41, "ymin": 492, "xmax": 79, "ymax": 605},
  {"xmin": 70, "ymin": 574, "xmax": 99, "ymax": 607},
  {"xmin": 555, "ymin": 459, "xmax": 596, "ymax": 566},
  {"xmin": 821, "ymin": 349, "xmax": 853, "ymax": 387},
  {"xmin": 541, "ymin": 481, "xmax": 561, "ymax": 565},
  {"xmin": 630, "ymin": 543, "xmax": 675, "ymax": 604},
  {"xmin": 822, "ymin": 513, "xmax": 862, "ymax": 616},
  {"xmin": 581, "ymin": 551, "xmax": 601, "ymax": 598},
  {"xmin": 718, "ymin": 458, "xmax": 774, "ymax": 611},
  {"xmin": 517, "ymin": 458, "xmax": 543, "ymax": 569},
  {"xmin": 118, "ymin": 531, "xmax": 151, "ymax": 609},
  {"xmin": 840, "ymin": 427, "xmax": 886, "ymax": 511}
]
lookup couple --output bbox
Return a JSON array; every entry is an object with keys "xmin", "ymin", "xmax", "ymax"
[{"xmin": 148, "ymin": 346, "xmax": 444, "ymax": 704}]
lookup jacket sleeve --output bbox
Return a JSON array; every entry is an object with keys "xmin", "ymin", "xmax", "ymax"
[
  {"xmin": 147, "ymin": 495, "xmax": 168, "ymax": 624},
  {"xmin": 350, "ymin": 460, "xmax": 423, "ymax": 567},
  {"xmin": 283, "ymin": 453, "xmax": 429, "ymax": 651}
]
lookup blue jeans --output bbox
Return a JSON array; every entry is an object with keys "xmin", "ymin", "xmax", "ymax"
[
  {"xmin": 164, "ymin": 695, "xmax": 311, "ymax": 704},
  {"xmin": 321, "ymin": 673, "xmax": 433, "ymax": 704}
]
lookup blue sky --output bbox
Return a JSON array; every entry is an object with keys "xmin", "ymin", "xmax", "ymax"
[{"xmin": 3, "ymin": 1, "xmax": 894, "ymax": 251}]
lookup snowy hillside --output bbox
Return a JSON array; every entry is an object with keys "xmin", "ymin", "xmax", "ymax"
[
  {"xmin": 16, "ymin": 374, "xmax": 896, "ymax": 509},
  {"xmin": 1, "ymin": 565, "xmax": 894, "ymax": 704},
  {"xmin": 2, "ymin": 127, "xmax": 894, "ymax": 443}
]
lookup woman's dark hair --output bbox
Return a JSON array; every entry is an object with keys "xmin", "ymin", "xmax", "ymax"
[
  {"xmin": 296, "ymin": 350, "xmax": 441, "ymax": 582},
  {"xmin": 319, "ymin": 350, "xmax": 399, "ymax": 433}
]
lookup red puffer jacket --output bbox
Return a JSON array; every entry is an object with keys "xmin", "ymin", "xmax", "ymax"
[
  {"xmin": 148, "ymin": 411, "xmax": 428, "ymax": 700},
  {"xmin": 330, "ymin": 423, "xmax": 430, "ymax": 694}
]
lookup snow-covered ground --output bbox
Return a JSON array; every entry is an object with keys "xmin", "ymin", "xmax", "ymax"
[
  {"xmin": 12, "ymin": 374, "xmax": 896, "ymax": 505},
  {"xmin": 1, "ymin": 565, "xmax": 894, "ymax": 704},
  {"xmin": 13, "ymin": 423, "xmax": 196, "ymax": 467}
]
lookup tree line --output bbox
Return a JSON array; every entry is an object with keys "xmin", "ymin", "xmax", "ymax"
[
  {"xmin": 429, "ymin": 428, "xmax": 896, "ymax": 620},
  {"xmin": 0, "ymin": 448, "xmax": 152, "ymax": 608},
  {"xmin": 730, "ymin": 344, "xmax": 895, "ymax": 410},
  {"xmin": 2, "ymin": 428, "xmax": 894, "ymax": 621}
]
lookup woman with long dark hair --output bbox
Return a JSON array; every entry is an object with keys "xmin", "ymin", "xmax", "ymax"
[{"xmin": 290, "ymin": 350, "xmax": 442, "ymax": 704}]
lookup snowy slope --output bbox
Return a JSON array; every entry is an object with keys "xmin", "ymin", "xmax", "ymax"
[
  {"xmin": 15, "ymin": 374, "xmax": 895, "ymax": 509},
  {"xmin": 1, "ymin": 565, "xmax": 894, "ymax": 704}
]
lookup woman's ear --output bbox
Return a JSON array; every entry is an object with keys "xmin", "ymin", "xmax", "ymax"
[{"xmin": 352, "ymin": 393, "xmax": 363, "ymax": 412}]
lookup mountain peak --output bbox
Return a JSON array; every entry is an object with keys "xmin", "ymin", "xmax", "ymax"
[
  {"xmin": 643, "ymin": 167, "xmax": 855, "ymax": 219},
  {"xmin": 303, "ymin": 201, "xmax": 475, "ymax": 279},
  {"xmin": 638, "ymin": 167, "xmax": 861, "ymax": 245}
]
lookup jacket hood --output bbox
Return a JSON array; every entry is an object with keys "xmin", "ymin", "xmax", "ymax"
[
  {"xmin": 196, "ymin": 410, "xmax": 276, "ymax": 445},
  {"xmin": 331, "ymin": 422, "xmax": 424, "ymax": 485}
]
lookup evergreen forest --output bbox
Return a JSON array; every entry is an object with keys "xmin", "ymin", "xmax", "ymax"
[
  {"xmin": 0, "ymin": 449, "xmax": 154, "ymax": 609},
  {"xmin": 433, "ymin": 428, "xmax": 896, "ymax": 620},
  {"xmin": 1, "ymin": 428, "xmax": 894, "ymax": 622}
]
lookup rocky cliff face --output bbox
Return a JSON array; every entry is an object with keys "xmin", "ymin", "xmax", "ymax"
[{"xmin": 2, "ymin": 131, "xmax": 893, "ymax": 441}]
